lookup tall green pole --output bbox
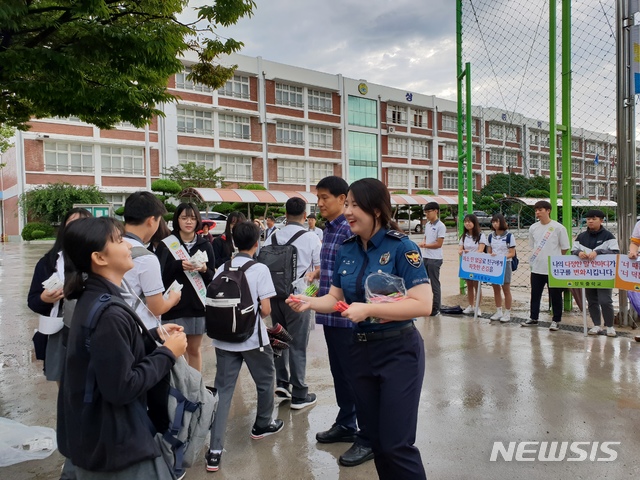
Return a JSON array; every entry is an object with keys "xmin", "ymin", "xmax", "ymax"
[
  {"xmin": 466, "ymin": 62, "xmax": 473, "ymax": 215},
  {"xmin": 561, "ymin": 0, "xmax": 572, "ymax": 233},
  {"xmin": 549, "ymin": 0, "xmax": 558, "ymax": 220},
  {"xmin": 456, "ymin": 0, "xmax": 466, "ymax": 294}
]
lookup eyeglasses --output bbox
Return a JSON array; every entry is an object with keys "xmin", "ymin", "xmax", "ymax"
[{"xmin": 179, "ymin": 216, "xmax": 197, "ymax": 222}]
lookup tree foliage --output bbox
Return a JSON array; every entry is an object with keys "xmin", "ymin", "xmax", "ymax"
[
  {"xmin": 0, "ymin": 0, "xmax": 256, "ymax": 129},
  {"xmin": 0, "ymin": 123, "xmax": 13, "ymax": 154},
  {"xmin": 166, "ymin": 161, "xmax": 224, "ymax": 190},
  {"xmin": 20, "ymin": 182, "xmax": 106, "ymax": 224}
]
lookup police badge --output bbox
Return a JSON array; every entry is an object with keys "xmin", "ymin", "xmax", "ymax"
[{"xmin": 380, "ymin": 252, "xmax": 391, "ymax": 265}]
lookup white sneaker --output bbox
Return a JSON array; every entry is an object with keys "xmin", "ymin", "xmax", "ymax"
[
  {"xmin": 463, "ymin": 305, "xmax": 474, "ymax": 314},
  {"xmin": 549, "ymin": 321, "xmax": 559, "ymax": 331},
  {"xmin": 588, "ymin": 326, "xmax": 601, "ymax": 335},
  {"xmin": 606, "ymin": 327, "xmax": 616, "ymax": 337},
  {"xmin": 475, "ymin": 308, "xmax": 482, "ymax": 316},
  {"xmin": 490, "ymin": 309, "xmax": 503, "ymax": 320},
  {"xmin": 500, "ymin": 310, "xmax": 511, "ymax": 323}
]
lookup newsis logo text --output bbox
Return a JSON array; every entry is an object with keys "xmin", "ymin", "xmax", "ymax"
[{"xmin": 490, "ymin": 441, "xmax": 620, "ymax": 462}]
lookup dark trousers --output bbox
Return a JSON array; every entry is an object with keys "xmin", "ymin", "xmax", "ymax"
[
  {"xmin": 530, "ymin": 272, "xmax": 563, "ymax": 322},
  {"xmin": 585, "ymin": 288, "xmax": 614, "ymax": 327},
  {"xmin": 350, "ymin": 327, "xmax": 427, "ymax": 480},
  {"xmin": 324, "ymin": 325, "xmax": 370, "ymax": 447},
  {"xmin": 424, "ymin": 258, "xmax": 443, "ymax": 313}
]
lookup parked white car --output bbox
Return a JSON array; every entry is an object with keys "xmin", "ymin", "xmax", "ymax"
[
  {"xmin": 396, "ymin": 218, "xmax": 423, "ymax": 233},
  {"xmin": 200, "ymin": 212, "xmax": 227, "ymax": 236}
]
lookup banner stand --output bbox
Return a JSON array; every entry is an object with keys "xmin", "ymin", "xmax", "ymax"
[{"xmin": 582, "ymin": 288, "xmax": 587, "ymax": 337}]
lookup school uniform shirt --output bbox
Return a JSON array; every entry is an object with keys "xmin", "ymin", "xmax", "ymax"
[
  {"xmin": 211, "ymin": 255, "xmax": 276, "ymax": 352},
  {"xmin": 123, "ymin": 235, "xmax": 166, "ymax": 330},
  {"xmin": 263, "ymin": 222, "xmax": 321, "ymax": 278},
  {"xmin": 332, "ymin": 228, "xmax": 430, "ymax": 333},
  {"xmin": 528, "ymin": 220, "xmax": 570, "ymax": 275},
  {"xmin": 631, "ymin": 220, "xmax": 640, "ymax": 245},
  {"xmin": 488, "ymin": 231, "xmax": 517, "ymax": 256},
  {"xmin": 459, "ymin": 233, "xmax": 487, "ymax": 253},
  {"xmin": 309, "ymin": 227, "xmax": 324, "ymax": 242},
  {"xmin": 422, "ymin": 219, "xmax": 446, "ymax": 259}
]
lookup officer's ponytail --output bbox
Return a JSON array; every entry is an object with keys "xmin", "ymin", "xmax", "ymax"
[{"xmin": 348, "ymin": 178, "xmax": 400, "ymax": 235}]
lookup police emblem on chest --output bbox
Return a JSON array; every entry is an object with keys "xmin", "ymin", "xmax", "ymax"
[
  {"xmin": 404, "ymin": 250, "xmax": 422, "ymax": 268},
  {"xmin": 379, "ymin": 252, "xmax": 391, "ymax": 265}
]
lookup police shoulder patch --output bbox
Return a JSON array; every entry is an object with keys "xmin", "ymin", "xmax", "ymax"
[
  {"xmin": 386, "ymin": 230, "xmax": 407, "ymax": 239},
  {"xmin": 404, "ymin": 250, "xmax": 422, "ymax": 268}
]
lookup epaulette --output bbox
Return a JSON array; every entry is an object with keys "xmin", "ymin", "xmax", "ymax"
[
  {"xmin": 343, "ymin": 234, "xmax": 358, "ymax": 243},
  {"xmin": 386, "ymin": 230, "xmax": 407, "ymax": 239}
]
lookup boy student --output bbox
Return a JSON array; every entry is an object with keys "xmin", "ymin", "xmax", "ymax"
[
  {"xmin": 264, "ymin": 215, "xmax": 278, "ymax": 239},
  {"xmin": 418, "ymin": 202, "xmax": 446, "ymax": 316},
  {"xmin": 307, "ymin": 214, "xmax": 324, "ymax": 242},
  {"xmin": 263, "ymin": 197, "xmax": 321, "ymax": 409},
  {"xmin": 572, "ymin": 210, "xmax": 619, "ymax": 337},
  {"xmin": 306, "ymin": 176, "xmax": 373, "ymax": 467},
  {"xmin": 122, "ymin": 192, "xmax": 181, "ymax": 329},
  {"xmin": 205, "ymin": 221, "xmax": 283, "ymax": 472},
  {"xmin": 522, "ymin": 200, "xmax": 570, "ymax": 331}
]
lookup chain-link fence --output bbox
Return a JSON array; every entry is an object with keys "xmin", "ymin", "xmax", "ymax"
[{"xmin": 459, "ymin": 0, "xmax": 619, "ymax": 292}]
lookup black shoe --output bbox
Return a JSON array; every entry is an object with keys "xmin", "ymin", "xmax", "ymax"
[
  {"xmin": 316, "ymin": 424, "xmax": 357, "ymax": 444},
  {"xmin": 339, "ymin": 443, "xmax": 374, "ymax": 467},
  {"xmin": 521, "ymin": 319, "xmax": 539, "ymax": 327},
  {"xmin": 205, "ymin": 451, "xmax": 222, "ymax": 472},
  {"xmin": 275, "ymin": 385, "xmax": 292, "ymax": 400},
  {"xmin": 291, "ymin": 393, "xmax": 317, "ymax": 410},
  {"xmin": 251, "ymin": 419, "xmax": 284, "ymax": 439}
]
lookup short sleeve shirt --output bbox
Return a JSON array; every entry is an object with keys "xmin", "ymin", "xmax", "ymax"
[
  {"xmin": 422, "ymin": 220, "xmax": 446, "ymax": 259},
  {"xmin": 332, "ymin": 229, "xmax": 429, "ymax": 333},
  {"xmin": 528, "ymin": 220, "xmax": 570, "ymax": 275},
  {"xmin": 263, "ymin": 223, "xmax": 322, "ymax": 278},
  {"xmin": 309, "ymin": 227, "xmax": 324, "ymax": 242},
  {"xmin": 211, "ymin": 255, "xmax": 276, "ymax": 352},
  {"xmin": 459, "ymin": 233, "xmax": 487, "ymax": 253},
  {"xmin": 488, "ymin": 231, "xmax": 516, "ymax": 257},
  {"xmin": 632, "ymin": 221, "xmax": 640, "ymax": 242}
]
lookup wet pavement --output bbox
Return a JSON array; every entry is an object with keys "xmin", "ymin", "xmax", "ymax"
[{"xmin": 2, "ymin": 243, "xmax": 640, "ymax": 479}]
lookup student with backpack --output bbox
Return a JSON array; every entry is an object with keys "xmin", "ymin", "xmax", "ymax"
[
  {"xmin": 487, "ymin": 214, "xmax": 517, "ymax": 322},
  {"xmin": 204, "ymin": 221, "xmax": 283, "ymax": 472},
  {"xmin": 260, "ymin": 197, "xmax": 321, "ymax": 409},
  {"xmin": 58, "ymin": 217, "xmax": 187, "ymax": 479},
  {"xmin": 458, "ymin": 214, "xmax": 486, "ymax": 316}
]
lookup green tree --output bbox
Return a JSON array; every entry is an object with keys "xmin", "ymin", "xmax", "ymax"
[
  {"xmin": 1, "ymin": 0, "xmax": 255, "ymax": 130},
  {"xmin": 166, "ymin": 162, "xmax": 224, "ymax": 190},
  {"xmin": 20, "ymin": 182, "xmax": 106, "ymax": 224},
  {"xmin": 0, "ymin": 124, "xmax": 13, "ymax": 153}
]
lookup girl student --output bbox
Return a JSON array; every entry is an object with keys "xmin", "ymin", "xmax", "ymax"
[
  {"xmin": 58, "ymin": 217, "xmax": 187, "ymax": 479},
  {"xmin": 458, "ymin": 214, "xmax": 487, "ymax": 315},
  {"xmin": 286, "ymin": 178, "xmax": 431, "ymax": 480},
  {"xmin": 487, "ymin": 213, "xmax": 517, "ymax": 322},
  {"xmin": 155, "ymin": 203, "xmax": 215, "ymax": 372},
  {"xmin": 212, "ymin": 211, "xmax": 246, "ymax": 268}
]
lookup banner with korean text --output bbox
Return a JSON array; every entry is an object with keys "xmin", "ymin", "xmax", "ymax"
[
  {"xmin": 615, "ymin": 257, "xmax": 640, "ymax": 291},
  {"xmin": 459, "ymin": 252, "xmax": 507, "ymax": 285},
  {"xmin": 548, "ymin": 255, "xmax": 617, "ymax": 288}
]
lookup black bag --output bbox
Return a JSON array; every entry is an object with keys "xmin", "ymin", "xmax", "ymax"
[
  {"xmin": 32, "ymin": 331, "xmax": 48, "ymax": 360},
  {"xmin": 257, "ymin": 230, "xmax": 308, "ymax": 299},
  {"xmin": 205, "ymin": 260, "xmax": 258, "ymax": 342}
]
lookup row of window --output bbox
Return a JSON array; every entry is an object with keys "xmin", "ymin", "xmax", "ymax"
[
  {"xmin": 44, "ymin": 143, "xmax": 145, "ymax": 175},
  {"xmin": 571, "ymin": 182, "xmax": 609, "ymax": 196},
  {"xmin": 387, "ymin": 138, "xmax": 430, "ymax": 158},
  {"xmin": 387, "ymin": 168, "xmax": 432, "ymax": 189}
]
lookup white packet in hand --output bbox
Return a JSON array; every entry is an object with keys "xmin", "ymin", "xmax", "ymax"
[
  {"xmin": 163, "ymin": 280, "xmax": 183, "ymax": 300},
  {"xmin": 42, "ymin": 273, "xmax": 64, "ymax": 291}
]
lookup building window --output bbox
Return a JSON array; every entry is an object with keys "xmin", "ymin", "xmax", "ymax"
[
  {"xmin": 587, "ymin": 182, "xmax": 596, "ymax": 196},
  {"xmin": 308, "ymin": 127, "xmax": 333, "ymax": 149},
  {"xmin": 387, "ymin": 168, "xmax": 408, "ymax": 188},
  {"xmin": 598, "ymin": 163, "xmax": 606, "ymax": 176},
  {"xmin": 175, "ymin": 67, "xmax": 212, "ymax": 92},
  {"xmin": 179, "ymin": 151, "xmax": 215, "ymax": 169},
  {"xmin": 541, "ymin": 157, "xmax": 550, "ymax": 170},
  {"xmin": 177, "ymin": 108, "xmax": 213, "ymax": 135},
  {"xmin": 586, "ymin": 142, "xmax": 596, "ymax": 154},
  {"xmin": 571, "ymin": 160, "xmax": 582, "ymax": 173},
  {"xmin": 611, "ymin": 145, "xmax": 617, "ymax": 157},
  {"xmin": 308, "ymin": 90, "xmax": 332, "ymax": 113},
  {"xmin": 388, "ymin": 105, "xmax": 406, "ymax": 125},
  {"xmin": 540, "ymin": 133, "xmax": 550, "ymax": 147},
  {"xmin": 442, "ymin": 172, "xmax": 458, "ymax": 190},
  {"xmin": 489, "ymin": 150, "xmax": 503, "ymax": 166},
  {"xmin": 571, "ymin": 181, "xmax": 582, "ymax": 195},
  {"xmin": 488, "ymin": 123, "xmax": 504, "ymax": 139},
  {"xmin": 388, "ymin": 137, "xmax": 408, "ymax": 156},
  {"xmin": 44, "ymin": 142, "xmax": 93, "ymax": 173},
  {"xmin": 442, "ymin": 115, "xmax": 457, "ymax": 132},
  {"xmin": 586, "ymin": 163, "xmax": 595, "ymax": 175},
  {"xmin": 220, "ymin": 155, "xmax": 252, "ymax": 181},
  {"xmin": 104, "ymin": 194, "xmax": 129, "ymax": 213},
  {"xmin": 413, "ymin": 110, "xmax": 425, "ymax": 128},
  {"xmin": 219, "ymin": 114, "xmax": 250, "ymax": 140},
  {"xmin": 530, "ymin": 155, "xmax": 539, "ymax": 170},
  {"xmin": 443, "ymin": 144, "xmax": 457, "ymax": 162},
  {"xmin": 505, "ymin": 151, "xmax": 518, "ymax": 167},
  {"xmin": 276, "ymin": 122, "xmax": 304, "ymax": 145},
  {"xmin": 412, "ymin": 140, "xmax": 429, "ymax": 159},
  {"xmin": 348, "ymin": 131, "xmax": 378, "ymax": 181},
  {"xmin": 571, "ymin": 139, "xmax": 580, "ymax": 152},
  {"xmin": 598, "ymin": 184, "xmax": 606, "ymax": 196},
  {"xmin": 277, "ymin": 159, "xmax": 306, "ymax": 183},
  {"xmin": 276, "ymin": 83, "xmax": 303, "ymax": 108},
  {"xmin": 218, "ymin": 75, "xmax": 250, "ymax": 99},
  {"xmin": 530, "ymin": 132, "xmax": 539, "ymax": 146},
  {"xmin": 348, "ymin": 96, "xmax": 377, "ymax": 128},
  {"xmin": 101, "ymin": 146, "xmax": 144, "ymax": 175},
  {"xmin": 310, "ymin": 162, "xmax": 334, "ymax": 183},
  {"xmin": 597, "ymin": 143, "xmax": 606, "ymax": 155},
  {"xmin": 506, "ymin": 126, "xmax": 518, "ymax": 142},
  {"xmin": 412, "ymin": 170, "xmax": 431, "ymax": 189}
]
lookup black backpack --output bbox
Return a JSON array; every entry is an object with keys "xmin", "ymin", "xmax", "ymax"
[
  {"xmin": 205, "ymin": 260, "xmax": 258, "ymax": 342},
  {"xmin": 257, "ymin": 230, "xmax": 308, "ymax": 299}
]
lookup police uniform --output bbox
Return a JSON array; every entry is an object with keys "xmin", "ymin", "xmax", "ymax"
[{"xmin": 332, "ymin": 228, "xmax": 429, "ymax": 480}]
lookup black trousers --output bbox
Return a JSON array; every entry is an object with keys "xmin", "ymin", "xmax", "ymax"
[{"xmin": 530, "ymin": 272, "xmax": 563, "ymax": 322}]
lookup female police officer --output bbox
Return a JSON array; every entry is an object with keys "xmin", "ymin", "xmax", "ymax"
[{"xmin": 287, "ymin": 178, "xmax": 431, "ymax": 480}]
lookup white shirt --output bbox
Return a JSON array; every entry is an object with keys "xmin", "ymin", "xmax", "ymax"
[
  {"xmin": 528, "ymin": 220, "xmax": 570, "ymax": 275},
  {"xmin": 422, "ymin": 219, "xmax": 446, "ymax": 259},
  {"xmin": 459, "ymin": 233, "xmax": 487, "ymax": 253},
  {"xmin": 309, "ymin": 227, "xmax": 324, "ymax": 242},
  {"xmin": 263, "ymin": 223, "xmax": 322, "ymax": 278},
  {"xmin": 211, "ymin": 255, "xmax": 276, "ymax": 352},
  {"xmin": 632, "ymin": 220, "xmax": 640, "ymax": 241},
  {"xmin": 488, "ymin": 231, "xmax": 516, "ymax": 257},
  {"xmin": 123, "ymin": 237, "xmax": 165, "ymax": 330},
  {"xmin": 264, "ymin": 226, "xmax": 278, "ymax": 239}
]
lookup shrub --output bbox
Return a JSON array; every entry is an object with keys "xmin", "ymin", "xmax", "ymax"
[
  {"xmin": 22, "ymin": 222, "xmax": 55, "ymax": 241},
  {"xmin": 30, "ymin": 230, "xmax": 46, "ymax": 239},
  {"xmin": 444, "ymin": 220, "xmax": 457, "ymax": 228}
]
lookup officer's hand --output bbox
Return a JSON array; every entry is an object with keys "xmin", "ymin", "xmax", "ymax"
[
  {"xmin": 341, "ymin": 302, "xmax": 371, "ymax": 323},
  {"xmin": 286, "ymin": 294, "xmax": 311, "ymax": 312}
]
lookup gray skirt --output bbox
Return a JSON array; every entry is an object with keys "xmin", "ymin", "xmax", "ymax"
[
  {"xmin": 44, "ymin": 327, "xmax": 67, "ymax": 382},
  {"xmin": 162, "ymin": 316, "xmax": 206, "ymax": 336}
]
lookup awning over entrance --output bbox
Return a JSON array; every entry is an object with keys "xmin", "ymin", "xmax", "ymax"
[
  {"xmin": 180, "ymin": 188, "xmax": 461, "ymax": 207},
  {"xmin": 507, "ymin": 197, "xmax": 617, "ymax": 207}
]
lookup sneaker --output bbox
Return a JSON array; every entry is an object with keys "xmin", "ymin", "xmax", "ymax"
[
  {"xmin": 476, "ymin": 308, "xmax": 482, "ymax": 316},
  {"xmin": 588, "ymin": 326, "xmax": 602, "ymax": 335},
  {"xmin": 251, "ymin": 419, "xmax": 284, "ymax": 439},
  {"xmin": 490, "ymin": 309, "xmax": 503, "ymax": 320},
  {"xmin": 463, "ymin": 305, "xmax": 474, "ymax": 314},
  {"xmin": 275, "ymin": 385, "xmax": 292, "ymax": 400},
  {"xmin": 499, "ymin": 311, "xmax": 511, "ymax": 323},
  {"xmin": 549, "ymin": 321, "xmax": 559, "ymax": 331},
  {"xmin": 291, "ymin": 393, "xmax": 317, "ymax": 410},
  {"xmin": 175, "ymin": 471, "xmax": 187, "ymax": 480},
  {"xmin": 521, "ymin": 319, "xmax": 539, "ymax": 327},
  {"xmin": 205, "ymin": 451, "xmax": 222, "ymax": 472},
  {"xmin": 606, "ymin": 326, "xmax": 617, "ymax": 337}
]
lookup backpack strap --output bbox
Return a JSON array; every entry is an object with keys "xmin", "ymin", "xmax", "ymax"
[
  {"xmin": 284, "ymin": 229, "xmax": 309, "ymax": 246},
  {"xmin": 271, "ymin": 232, "xmax": 278, "ymax": 246},
  {"xmin": 163, "ymin": 385, "xmax": 199, "ymax": 477}
]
